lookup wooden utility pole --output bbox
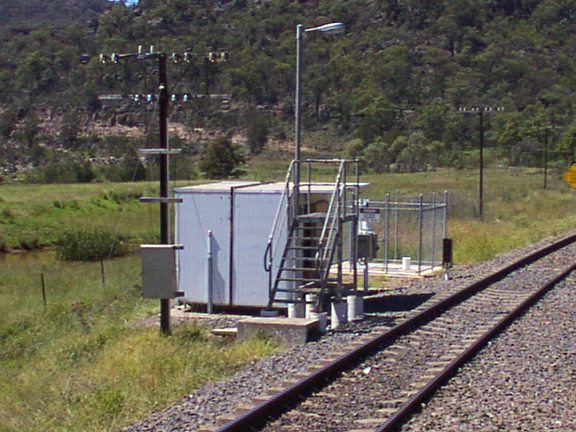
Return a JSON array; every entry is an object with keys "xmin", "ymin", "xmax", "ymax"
[{"xmin": 458, "ymin": 106, "xmax": 505, "ymax": 220}]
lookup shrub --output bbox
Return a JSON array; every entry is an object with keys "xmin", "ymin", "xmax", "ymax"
[
  {"xmin": 199, "ymin": 135, "xmax": 245, "ymax": 179},
  {"xmin": 57, "ymin": 229, "xmax": 131, "ymax": 261},
  {"xmin": 18, "ymin": 236, "xmax": 39, "ymax": 250}
]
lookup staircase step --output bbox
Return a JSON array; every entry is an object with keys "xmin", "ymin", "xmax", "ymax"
[
  {"xmin": 288, "ymin": 238, "xmax": 322, "ymax": 243},
  {"xmin": 286, "ymin": 245, "xmax": 319, "ymax": 251},
  {"xmin": 273, "ymin": 288, "xmax": 301, "ymax": 294},
  {"xmin": 278, "ymin": 267, "xmax": 320, "ymax": 273},
  {"xmin": 294, "ymin": 225, "xmax": 324, "ymax": 231},
  {"xmin": 284, "ymin": 256, "xmax": 318, "ymax": 262},
  {"xmin": 278, "ymin": 277, "xmax": 322, "ymax": 283},
  {"xmin": 297, "ymin": 212, "xmax": 327, "ymax": 221}
]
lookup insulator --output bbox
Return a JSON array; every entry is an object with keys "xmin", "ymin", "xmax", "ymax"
[
  {"xmin": 171, "ymin": 94, "xmax": 178, "ymax": 102},
  {"xmin": 208, "ymin": 52, "xmax": 217, "ymax": 63},
  {"xmin": 146, "ymin": 94, "xmax": 155, "ymax": 103},
  {"xmin": 149, "ymin": 45, "xmax": 155, "ymax": 54},
  {"xmin": 171, "ymin": 53, "xmax": 180, "ymax": 63},
  {"xmin": 220, "ymin": 52, "xmax": 230, "ymax": 62},
  {"xmin": 99, "ymin": 54, "xmax": 108, "ymax": 64},
  {"xmin": 111, "ymin": 53, "xmax": 119, "ymax": 64},
  {"xmin": 182, "ymin": 93, "xmax": 190, "ymax": 102},
  {"xmin": 184, "ymin": 52, "xmax": 192, "ymax": 62},
  {"xmin": 138, "ymin": 45, "xmax": 143, "ymax": 55},
  {"xmin": 133, "ymin": 94, "xmax": 141, "ymax": 103}
]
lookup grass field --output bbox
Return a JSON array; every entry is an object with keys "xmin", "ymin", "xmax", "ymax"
[
  {"xmin": 0, "ymin": 165, "xmax": 575, "ymax": 431},
  {"xmin": 0, "ymin": 253, "xmax": 277, "ymax": 431}
]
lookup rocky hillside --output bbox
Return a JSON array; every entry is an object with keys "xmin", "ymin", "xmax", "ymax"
[
  {"xmin": 2, "ymin": 0, "xmax": 576, "ymax": 181},
  {"xmin": 0, "ymin": 0, "xmax": 110, "ymax": 33}
]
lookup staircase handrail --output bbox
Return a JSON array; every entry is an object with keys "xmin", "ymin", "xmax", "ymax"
[
  {"xmin": 315, "ymin": 160, "xmax": 346, "ymax": 276},
  {"xmin": 264, "ymin": 161, "xmax": 295, "ymax": 273}
]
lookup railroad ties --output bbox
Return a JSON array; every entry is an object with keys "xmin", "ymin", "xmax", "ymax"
[{"xmin": 199, "ymin": 232, "xmax": 576, "ymax": 432}]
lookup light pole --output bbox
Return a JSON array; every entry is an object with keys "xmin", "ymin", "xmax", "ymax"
[{"xmin": 294, "ymin": 22, "xmax": 345, "ymax": 218}]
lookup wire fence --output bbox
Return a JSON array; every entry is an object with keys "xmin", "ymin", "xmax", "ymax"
[{"xmin": 359, "ymin": 191, "xmax": 448, "ymax": 275}]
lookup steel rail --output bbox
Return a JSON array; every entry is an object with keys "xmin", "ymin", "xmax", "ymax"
[
  {"xmin": 376, "ymin": 259, "xmax": 576, "ymax": 431},
  {"xmin": 214, "ymin": 232, "xmax": 576, "ymax": 432}
]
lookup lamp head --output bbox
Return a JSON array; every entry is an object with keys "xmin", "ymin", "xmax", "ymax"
[{"xmin": 305, "ymin": 22, "xmax": 346, "ymax": 34}]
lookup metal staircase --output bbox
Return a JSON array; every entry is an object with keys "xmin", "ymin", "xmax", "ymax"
[{"xmin": 264, "ymin": 159, "xmax": 360, "ymax": 311}]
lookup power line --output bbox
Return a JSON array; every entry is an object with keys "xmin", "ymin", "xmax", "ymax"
[
  {"xmin": 99, "ymin": 45, "xmax": 230, "ymax": 336},
  {"xmin": 457, "ymin": 106, "xmax": 505, "ymax": 220}
]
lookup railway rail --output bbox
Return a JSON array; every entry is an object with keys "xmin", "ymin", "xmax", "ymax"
[{"xmin": 200, "ymin": 232, "xmax": 576, "ymax": 432}]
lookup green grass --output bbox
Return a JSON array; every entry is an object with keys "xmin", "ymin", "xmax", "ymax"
[
  {"xmin": 0, "ymin": 253, "xmax": 277, "ymax": 431},
  {"xmin": 0, "ymin": 181, "xmax": 208, "ymax": 250},
  {"xmin": 360, "ymin": 167, "xmax": 575, "ymax": 263}
]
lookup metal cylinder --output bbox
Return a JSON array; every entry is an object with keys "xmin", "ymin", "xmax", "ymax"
[
  {"xmin": 305, "ymin": 293, "xmax": 317, "ymax": 318},
  {"xmin": 331, "ymin": 301, "xmax": 347, "ymax": 328},
  {"xmin": 347, "ymin": 295, "xmax": 363, "ymax": 320}
]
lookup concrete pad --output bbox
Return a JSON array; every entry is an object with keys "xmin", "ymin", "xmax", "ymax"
[
  {"xmin": 211, "ymin": 327, "xmax": 238, "ymax": 337},
  {"xmin": 237, "ymin": 317, "xmax": 320, "ymax": 346}
]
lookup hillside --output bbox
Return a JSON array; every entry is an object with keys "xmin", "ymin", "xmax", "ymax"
[
  {"xmin": 1, "ymin": 0, "xmax": 576, "ymax": 181},
  {"xmin": 0, "ymin": 0, "xmax": 110, "ymax": 33}
]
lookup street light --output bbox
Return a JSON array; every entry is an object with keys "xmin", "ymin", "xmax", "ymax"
[{"xmin": 294, "ymin": 22, "xmax": 345, "ymax": 218}]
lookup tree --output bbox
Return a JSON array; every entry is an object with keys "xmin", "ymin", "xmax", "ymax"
[
  {"xmin": 245, "ymin": 108, "xmax": 269, "ymax": 155},
  {"xmin": 199, "ymin": 135, "xmax": 245, "ymax": 179},
  {"xmin": 60, "ymin": 112, "xmax": 80, "ymax": 149},
  {"xmin": 0, "ymin": 108, "xmax": 16, "ymax": 139},
  {"xmin": 362, "ymin": 137, "xmax": 393, "ymax": 173}
]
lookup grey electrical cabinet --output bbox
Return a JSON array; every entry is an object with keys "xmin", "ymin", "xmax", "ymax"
[
  {"xmin": 141, "ymin": 245, "xmax": 180, "ymax": 298},
  {"xmin": 357, "ymin": 233, "xmax": 379, "ymax": 260}
]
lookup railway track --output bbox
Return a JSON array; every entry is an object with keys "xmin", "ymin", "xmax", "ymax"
[{"xmin": 199, "ymin": 233, "xmax": 576, "ymax": 432}]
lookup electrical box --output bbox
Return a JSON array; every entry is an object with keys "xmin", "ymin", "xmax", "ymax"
[
  {"xmin": 141, "ymin": 245, "xmax": 181, "ymax": 298},
  {"xmin": 357, "ymin": 233, "xmax": 378, "ymax": 260}
]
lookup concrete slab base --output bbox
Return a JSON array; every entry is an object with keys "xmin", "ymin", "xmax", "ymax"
[{"xmin": 237, "ymin": 317, "xmax": 320, "ymax": 346}]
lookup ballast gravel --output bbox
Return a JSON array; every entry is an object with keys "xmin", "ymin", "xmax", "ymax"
[
  {"xmin": 124, "ymin": 233, "xmax": 576, "ymax": 432},
  {"xmin": 401, "ymin": 272, "xmax": 576, "ymax": 432}
]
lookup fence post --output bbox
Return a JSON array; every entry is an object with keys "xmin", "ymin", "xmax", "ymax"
[
  {"xmin": 384, "ymin": 193, "xmax": 390, "ymax": 273},
  {"xmin": 443, "ymin": 190, "xmax": 449, "ymax": 239},
  {"xmin": 431, "ymin": 192, "xmax": 437, "ymax": 270},
  {"xmin": 394, "ymin": 189, "xmax": 399, "ymax": 260},
  {"xmin": 40, "ymin": 273, "xmax": 47, "ymax": 311},
  {"xmin": 100, "ymin": 259, "xmax": 106, "ymax": 288},
  {"xmin": 418, "ymin": 194, "xmax": 424, "ymax": 275}
]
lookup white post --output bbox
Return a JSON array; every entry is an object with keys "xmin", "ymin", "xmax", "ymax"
[{"xmin": 206, "ymin": 230, "xmax": 213, "ymax": 314}]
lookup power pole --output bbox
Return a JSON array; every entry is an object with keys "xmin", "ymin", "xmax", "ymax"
[
  {"xmin": 458, "ymin": 106, "xmax": 505, "ymax": 220},
  {"xmin": 158, "ymin": 52, "xmax": 171, "ymax": 335},
  {"xmin": 99, "ymin": 46, "xmax": 230, "ymax": 336}
]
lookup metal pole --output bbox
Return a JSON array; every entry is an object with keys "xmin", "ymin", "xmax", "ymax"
[
  {"xmin": 431, "ymin": 192, "xmax": 436, "ymax": 270},
  {"xmin": 544, "ymin": 127, "xmax": 549, "ymax": 190},
  {"xmin": 158, "ymin": 53, "xmax": 171, "ymax": 336},
  {"xmin": 337, "ymin": 187, "xmax": 343, "ymax": 297},
  {"xmin": 293, "ymin": 24, "xmax": 304, "ymax": 220},
  {"xmin": 206, "ymin": 230, "xmax": 213, "ymax": 314},
  {"xmin": 418, "ymin": 194, "xmax": 424, "ymax": 275},
  {"xmin": 384, "ymin": 193, "xmax": 390, "ymax": 273},
  {"xmin": 306, "ymin": 161, "xmax": 311, "ymax": 214},
  {"xmin": 443, "ymin": 190, "xmax": 448, "ymax": 239},
  {"xmin": 479, "ymin": 111, "xmax": 484, "ymax": 220},
  {"xmin": 394, "ymin": 189, "xmax": 399, "ymax": 260}
]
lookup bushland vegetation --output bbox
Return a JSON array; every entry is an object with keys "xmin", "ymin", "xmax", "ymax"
[{"xmin": 2, "ymin": 1, "xmax": 576, "ymax": 183}]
